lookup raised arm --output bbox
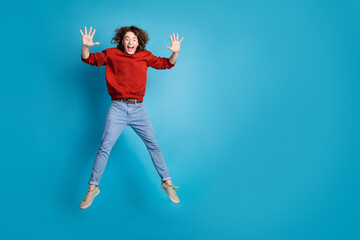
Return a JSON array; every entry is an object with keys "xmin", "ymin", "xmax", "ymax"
[
  {"xmin": 166, "ymin": 33, "xmax": 184, "ymax": 64},
  {"xmin": 80, "ymin": 26, "xmax": 100, "ymax": 59},
  {"xmin": 80, "ymin": 26, "xmax": 107, "ymax": 66}
]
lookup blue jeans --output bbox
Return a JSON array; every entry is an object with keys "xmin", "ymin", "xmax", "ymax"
[{"xmin": 88, "ymin": 100, "xmax": 171, "ymax": 185}]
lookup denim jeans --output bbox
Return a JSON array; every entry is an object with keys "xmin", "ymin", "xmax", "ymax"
[{"xmin": 88, "ymin": 100, "xmax": 171, "ymax": 185}]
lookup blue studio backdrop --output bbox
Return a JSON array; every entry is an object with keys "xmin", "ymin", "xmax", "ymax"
[{"xmin": 1, "ymin": 0, "xmax": 359, "ymax": 239}]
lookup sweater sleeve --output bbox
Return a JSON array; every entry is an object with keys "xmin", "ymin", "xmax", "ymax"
[
  {"xmin": 81, "ymin": 49, "xmax": 107, "ymax": 67},
  {"xmin": 146, "ymin": 51, "xmax": 175, "ymax": 70}
]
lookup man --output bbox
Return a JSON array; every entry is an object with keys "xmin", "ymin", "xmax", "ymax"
[{"xmin": 79, "ymin": 26, "xmax": 184, "ymax": 209}]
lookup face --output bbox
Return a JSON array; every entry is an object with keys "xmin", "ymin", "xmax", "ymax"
[{"xmin": 122, "ymin": 31, "xmax": 139, "ymax": 54}]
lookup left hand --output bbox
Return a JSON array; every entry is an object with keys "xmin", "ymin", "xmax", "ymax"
[{"xmin": 167, "ymin": 33, "xmax": 184, "ymax": 53}]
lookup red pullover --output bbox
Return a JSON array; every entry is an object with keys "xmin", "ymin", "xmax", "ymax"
[{"xmin": 81, "ymin": 47, "xmax": 175, "ymax": 100}]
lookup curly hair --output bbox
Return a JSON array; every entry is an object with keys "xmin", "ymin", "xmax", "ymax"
[{"xmin": 111, "ymin": 26, "xmax": 149, "ymax": 53}]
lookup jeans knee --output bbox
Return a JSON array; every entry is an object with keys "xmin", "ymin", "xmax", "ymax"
[
  {"xmin": 97, "ymin": 145, "xmax": 111, "ymax": 158},
  {"xmin": 147, "ymin": 142, "xmax": 161, "ymax": 152}
]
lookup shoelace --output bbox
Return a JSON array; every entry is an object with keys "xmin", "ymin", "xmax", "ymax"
[
  {"xmin": 165, "ymin": 184, "xmax": 180, "ymax": 189},
  {"xmin": 167, "ymin": 185, "xmax": 180, "ymax": 197},
  {"xmin": 84, "ymin": 191, "xmax": 91, "ymax": 201},
  {"xmin": 83, "ymin": 189, "xmax": 94, "ymax": 201}
]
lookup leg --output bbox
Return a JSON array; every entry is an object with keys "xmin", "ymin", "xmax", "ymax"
[
  {"xmin": 129, "ymin": 103, "xmax": 171, "ymax": 182},
  {"xmin": 88, "ymin": 101, "xmax": 128, "ymax": 186}
]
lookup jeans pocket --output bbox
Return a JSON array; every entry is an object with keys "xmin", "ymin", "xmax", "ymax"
[{"xmin": 112, "ymin": 100, "xmax": 122, "ymax": 106}]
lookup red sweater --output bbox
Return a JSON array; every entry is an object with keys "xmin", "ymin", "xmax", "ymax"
[{"xmin": 81, "ymin": 47, "xmax": 175, "ymax": 100}]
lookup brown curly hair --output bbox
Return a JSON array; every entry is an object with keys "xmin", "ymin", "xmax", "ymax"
[{"xmin": 111, "ymin": 26, "xmax": 149, "ymax": 53}]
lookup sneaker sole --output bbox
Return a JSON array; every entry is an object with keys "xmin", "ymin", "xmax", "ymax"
[
  {"xmin": 161, "ymin": 185, "xmax": 180, "ymax": 204},
  {"xmin": 80, "ymin": 190, "xmax": 100, "ymax": 209}
]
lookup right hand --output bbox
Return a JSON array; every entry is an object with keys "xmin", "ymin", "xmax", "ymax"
[{"xmin": 80, "ymin": 26, "xmax": 100, "ymax": 47}]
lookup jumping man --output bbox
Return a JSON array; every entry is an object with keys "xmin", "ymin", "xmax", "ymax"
[{"xmin": 79, "ymin": 26, "xmax": 184, "ymax": 209}]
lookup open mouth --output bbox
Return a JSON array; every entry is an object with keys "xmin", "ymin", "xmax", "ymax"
[{"xmin": 127, "ymin": 46, "xmax": 135, "ymax": 52}]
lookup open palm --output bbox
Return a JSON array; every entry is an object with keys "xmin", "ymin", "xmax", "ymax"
[
  {"xmin": 167, "ymin": 33, "xmax": 184, "ymax": 53},
  {"xmin": 80, "ymin": 26, "xmax": 100, "ymax": 47}
]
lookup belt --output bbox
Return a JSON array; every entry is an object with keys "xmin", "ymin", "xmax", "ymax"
[{"xmin": 113, "ymin": 98, "xmax": 143, "ymax": 104}]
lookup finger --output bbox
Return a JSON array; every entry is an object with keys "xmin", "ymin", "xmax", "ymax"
[
  {"xmin": 177, "ymin": 33, "xmax": 179, "ymax": 41},
  {"xmin": 80, "ymin": 29, "xmax": 84, "ymax": 36},
  {"xmin": 173, "ymin": 33, "xmax": 176, "ymax": 42},
  {"xmin": 89, "ymin": 26, "xmax": 92, "ymax": 36},
  {"xmin": 94, "ymin": 42, "xmax": 100, "ymax": 45},
  {"xmin": 169, "ymin": 34, "xmax": 173, "ymax": 42},
  {"xmin": 85, "ymin": 26, "xmax": 87, "ymax": 35},
  {"xmin": 91, "ymin": 29, "xmax": 96, "ymax": 38},
  {"xmin": 179, "ymin": 37, "xmax": 184, "ymax": 43}
]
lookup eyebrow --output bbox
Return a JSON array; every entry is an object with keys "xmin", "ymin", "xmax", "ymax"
[{"xmin": 125, "ymin": 36, "xmax": 137, "ymax": 39}]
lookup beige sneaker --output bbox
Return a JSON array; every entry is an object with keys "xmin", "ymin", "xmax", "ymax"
[
  {"xmin": 80, "ymin": 187, "xmax": 100, "ymax": 209},
  {"xmin": 161, "ymin": 182, "xmax": 180, "ymax": 204}
]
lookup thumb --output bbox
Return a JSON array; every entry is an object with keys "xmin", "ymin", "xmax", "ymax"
[
  {"xmin": 94, "ymin": 42, "xmax": 100, "ymax": 45},
  {"xmin": 166, "ymin": 46, "xmax": 171, "ymax": 50}
]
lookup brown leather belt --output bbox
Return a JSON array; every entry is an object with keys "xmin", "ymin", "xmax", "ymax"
[{"xmin": 113, "ymin": 98, "xmax": 143, "ymax": 104}]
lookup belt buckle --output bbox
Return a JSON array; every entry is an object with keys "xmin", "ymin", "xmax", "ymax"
[
  {"xmin": 121, "ymin": 98, "xmax": 140, "ymax": 104},
  {"xmin": 124, "ymin": 98, "xmax": 133, "ymax": 104}
]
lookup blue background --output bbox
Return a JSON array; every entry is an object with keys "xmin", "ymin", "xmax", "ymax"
[{"xmin": 1, "ymin": 0, "xmax": 359, "ymax": 239}]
